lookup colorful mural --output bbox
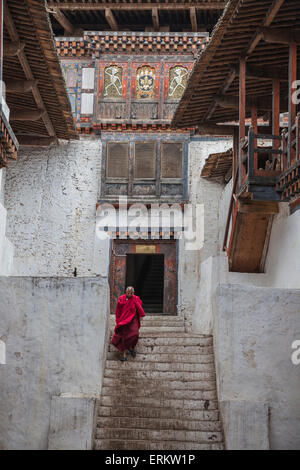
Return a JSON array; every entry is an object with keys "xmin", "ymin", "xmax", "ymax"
[
  {"xmin": 136, "ymin": 66, "xmax": 156, "ymax": 99},
  {"xmin": 104, "ymin": 65, "xmax": 123, "ymax": 98},
  {"xmin": 168, "ymin": 66, "xmax": 188, "ymax": 99}
]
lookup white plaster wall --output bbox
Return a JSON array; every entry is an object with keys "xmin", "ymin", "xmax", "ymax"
[
  {"xmin": 0, "ymin": 276, "xmax": 110, "ymax": 450},
  {"xmin": 178, "ymin": 138, "xmax": 232, "ymax": 328},
  {"xmin": 264, "ymin": 206, "xmax": 300, "ymax": 288},
  {"xmin": 213, "ymin": 283, "xmax": 300, "ymax": 450},
  {"xmin": 0, "ymin": 169, "xmax": 14, "ymax": 276},
  {"xmin": 4, "ymin": 138, "xmax": 104, "ymax": 277}
]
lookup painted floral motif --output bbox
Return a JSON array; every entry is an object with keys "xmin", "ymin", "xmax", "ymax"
[
  {"xmin": 136, "ymin": 66, "xmax": 156, "ymax": 99},
  {"xmin": 104, "ymin": 65, "xmax": 123, "ymax": 98},
  {"xmin": 168, "ymin": 66, "xmax": 188, "ymax": 99}
]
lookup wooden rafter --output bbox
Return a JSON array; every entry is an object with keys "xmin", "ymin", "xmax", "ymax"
[
  {"xmin": 4, "ymin": 0, "xmax": 55, "ymax": 137},
  {"xmin": 3, "ymin": 40, "xmax": 24, "ymax": 57},
  {"xmin": 47, "ymin": 1, "xmax": 226, "ymax": 10},
  {"xmin": 51, "ymin": 7, "xmax": 75, "ymax": 35},
  {"xmin": 230, "ymin": 64, "xmax": 288, "ymax": 82},
  {"xmin": 152, "ymin": 7, "xmax": 159, "ymax": 32},
  {"xmin": 6, "ymin": 79, "xmax": 37, "ymax": 93},
  {"xmin": 190, "ymin": 7, "xmax": 197, "ymax": 32},
  {"xmin": 259, "ymin": 27, "xmax": 300, "ymax": 46},
  {"xmin": 244, "ymin": 0, "xmax": 285, "ymax": 56},
  {"xmin": 105, "ymin": 8, "xmax": 118, "ymax": 31}
]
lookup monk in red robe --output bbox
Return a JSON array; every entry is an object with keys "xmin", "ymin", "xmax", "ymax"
[{"xmin": 111, "ymin": 286, "xmax": 146, "ymax": 361}]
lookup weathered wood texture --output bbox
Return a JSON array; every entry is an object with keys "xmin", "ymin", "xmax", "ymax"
[
  {"xmin": 172, "ymin": 0, "xmax": 297, "ymax": 128},
  {"xmin": 3, "ymin": 0, "xmax": 77, "ymax": 140}
]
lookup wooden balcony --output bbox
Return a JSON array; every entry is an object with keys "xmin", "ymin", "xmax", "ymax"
[{"xmin": 223, "ymin": 128, "xmax": 283, "ymax": 273}]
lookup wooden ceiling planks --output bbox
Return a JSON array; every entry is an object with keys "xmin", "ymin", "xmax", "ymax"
[
  {"xmin": 172, "ymin": 0, "xmax": 300, "ymax": 128},
  {"xmin": 3, "ymin": 0, "xmax": 77, "ymax": 142},
  {"xmin": 47, "ymin": 0, "xmax": 225, "ymax": 33}
]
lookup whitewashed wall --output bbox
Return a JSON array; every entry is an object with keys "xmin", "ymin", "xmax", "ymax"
[
  {"xmin": 178, "ymin": 137, "xmax": 232, "ymax": 329},
  {"xmin": 4, "ymin": 139, "xmax": 104, "ymax": 277},
  {"xmin": 213, "ymin": 283, "xmax": 300, "ymax": 450},
  {"xmin": 0, "ymin": 169, "xmax": 14, "ymax": 276},
  {"xmin": 0, "ymin": 276, "xmax": 109, "ymax": 450}
]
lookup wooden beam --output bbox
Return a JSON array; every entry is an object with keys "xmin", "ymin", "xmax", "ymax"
[
  {"xmin": 231, "ymin": 64, "xmax": 288, "ymax": 82},
  {"xmin": 10, "ymin": 109, "xmax": 45, "ymax": 121},
  {"xmin": 16, "ymin": 135, "xmax": 58, "ymax": 146},
  {"xmin": 3, "ymin": 0, "xmax": 55, "ymax": 137},
  {"xmin": 272, "ymin": 80, "xmax": 280, "ymax": 166},
  {"xmin": 196, "ymin": 123, "xmax": 237, "ymax": 136},
  {"xmin": 152, "ymin": 8, "xmax": 159, "ymax": 32},
  {"xmin": 288, "ymin": 43, "xmax": 297, "ymax": 166},
  {"xmin": 6, "ymin": 79, "xmax": 37, "ymax": 93},
  {"xmin": 190, "ymin": 7, "xmax": 197, "ymax": 33},
  {"xmin": 204, "ymin": 69, "xmax": 236, "ymax": 122},
  {"xmin": 196, "ymin": 123, "xmax": 272, "ymax": 136},
  {"xmin": 215, "ymin": 94, "xmax": 285, "ymax": 112},
  {"xmin": 3, "ymin": 41, "xmax": 24, "ymax": 57},
  {"xmin": 51, "ymin": 7, "xmax": 75, "ymax": 35},
  {"xmin": 239, "ymin": 57, "xmax": 246, "ymax": 187},
  {"xmin": 251, "ymin": 105, "xmax": 258, "ymax": 172},
  {"xmin": 245, "ymin": 0, "xmax": 285, "ymax": 56},
  {"xmin": 105, "ymin": 8, "xmax": 118, "ymax": 31},
  {"xmin": 259, "ymin": 27, "xmax": 300, "ymax": 46},
  {"xmin": 48, "ymin": 2, "xmax": 227, "ymax": 11}
]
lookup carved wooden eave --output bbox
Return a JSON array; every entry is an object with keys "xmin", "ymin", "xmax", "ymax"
[
  {"xmin": 56, "ymin": 32, "xmax": 210, "ymax": 57},
  {"xmin": 3, "ymin": 0, "xmax": 77, "ymax": 150},
  {"xmin": 77, "ymin": 122, "xmax": 192, "ymax": 135},
  {"xmin": 170, "ymin": 0, "xmax": 300, "ymax": 273}
]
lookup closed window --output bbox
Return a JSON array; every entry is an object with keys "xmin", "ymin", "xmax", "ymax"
[
  {"xmin": 134, "ymin": 142, "xmax": 156, "ymax": 179},
  {"xmin": 106, "ymin": 142, "xmax": 129, "ymax": 178},
  {"xmin": 161, "ymin": 143, "xmax": 183, "ymax": 178}
]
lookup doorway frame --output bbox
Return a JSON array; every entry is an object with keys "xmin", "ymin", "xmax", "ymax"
[{"xmin": 110, "ymin": 239, "xmax": 178, "ymax": 315}]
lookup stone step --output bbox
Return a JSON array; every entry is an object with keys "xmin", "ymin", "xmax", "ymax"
[
  {"xmin": 94, "ymin": 439, "xmax": 224, "ymax": 451},
  {"xmin": 96, "ymin": 427, "xmax": 223, "ymax": 443},
  {"xmin": 137, "ymin": 334, "xmax": 213, "ymax": 343},
  {"xmin": 100, "ymin": 395, "xmax": 218, "ymax": 410},
  {"xmin": 105, "ymin": 360, "xmax": 215, "ymax": 372},
  {"xmin": 108, "ymin": 344, "xmax": 214, "ymax": 355},
  {"xmin": 98, "ymin": 405, "xmax": 220, "ymax": 421},
  {"xmin": 107, "ymin": 351, "xmax": 214, "ymax": 363},
  {"xmin": 101, "ymin": 386, "xmax": 217, "ymax": 401},
  {"xmin": 110, "ymin": 315, "xmax": 184, "ymax": 323},
  {"xmin": 102, "ymin": 377, "xmax": 216, "ymax": 391},
  {"xmin": 105, "ymin": 368, "xmax": 216, "ymax": 381},
  {"xmin": 110, "ymin": 326, "xmax": 186, "ymax": 334},
  {"xmin": 96, "ymin": 416, "xmax": 222, "ymax": 432}
]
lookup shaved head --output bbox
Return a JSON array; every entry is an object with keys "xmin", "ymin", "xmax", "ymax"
[{"xmin": 126, "ymin": 286, "xmax": 134, "ymax": 298}]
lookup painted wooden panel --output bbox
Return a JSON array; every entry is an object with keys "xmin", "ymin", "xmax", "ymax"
[
  {"xmin": 98, "ymin": 102, "xmax": 126, "ymax": 119},
  {"xmin": 131, "ymin": 102, "xmax": 158, "ymax": 119},
  {"xmin": 81, "ymin": 93, "xmax": 94, "ymax": 114},
  {"xmin": 82, "ymin": 67, "xmax": 95, "ymax": 90}
]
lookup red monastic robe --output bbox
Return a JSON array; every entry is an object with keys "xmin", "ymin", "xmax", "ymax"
[{"xmin": 111, "ymin": 294, "xmax": 146, "ymax": 352}]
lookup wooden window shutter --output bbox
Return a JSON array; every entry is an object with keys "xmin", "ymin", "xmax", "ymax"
[
  {"xmin": 161, "ymin": 143, "xmax": 183, "ymax": 178},
  {"xmin": 134, "ymin": 142, "xmax": 156, "ymax": 179},
  {"xmin": 106, "ymin": 142, "xmax": 129, "ymax": 178}
]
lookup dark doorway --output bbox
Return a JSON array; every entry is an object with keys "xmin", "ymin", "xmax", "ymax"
[{"xmin": 126, "ymin": 254, "xmax": 164, "ymax": 313}]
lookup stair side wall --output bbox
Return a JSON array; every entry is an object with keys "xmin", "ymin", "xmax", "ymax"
[
  {"xmin": 213, "ymin": 283, "xmax": 300, "ymax": 450},
  {"xmin": 0, "ymin": 276, "xmax": 109, "ymax": 450},
  {"xmin": 0, "ymin": 169, "xmax": 14, "ymax": 276}
]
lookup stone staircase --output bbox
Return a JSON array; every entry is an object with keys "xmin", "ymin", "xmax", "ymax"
[{"xmin": 94, "ymin": 314, "xmax": 224, "ymax": 450}]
